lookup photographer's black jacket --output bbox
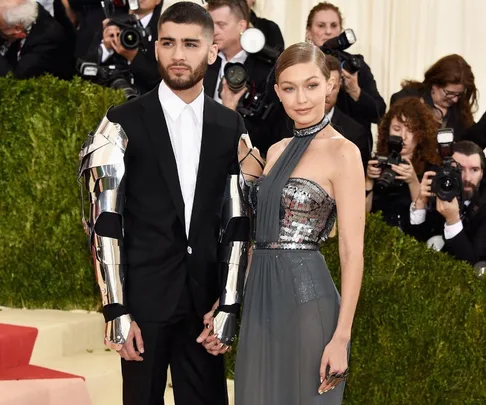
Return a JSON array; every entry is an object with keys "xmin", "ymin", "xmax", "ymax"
[
  {"xmin": 336, "ymin": 52, "xmax": 386, "ymax": 133},
  {"xmin": 463, "ymin": 111, "xmax": 486, "ymax": 149},
  {"xmin": 203, "ymin": 53, "xmax": 277, "ymax": 152},
  {"xmin": 250, "ymin": 10, "xmax": 284, "ymax": 51},
  {"xmin": 411, "ymin": 182, "xmax": 486, "ymax": 265},
  {"xmin": 0, "ymin": 4, "xmax": 74, "ymax": 79}
]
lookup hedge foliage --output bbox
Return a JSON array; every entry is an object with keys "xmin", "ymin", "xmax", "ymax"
[
  {"xmin": 0, "ymin": 75, "xmax": 125, "ymax": 309},
  {"xmin": 1, "ymin": 76, "xmax": 485, "ymax": 403}
]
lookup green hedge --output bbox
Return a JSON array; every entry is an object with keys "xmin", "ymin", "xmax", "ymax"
[
  {"xmin": 1, "ymin": 76, "xmax": 485, "ymax": 403},
  {"xmin": 0, "ymin": 75, "xmax": 125, "ymax": 309}
]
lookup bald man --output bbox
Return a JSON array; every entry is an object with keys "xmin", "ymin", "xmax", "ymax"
[{"xmin": 0, "ymin": 0, "xmax": 73, "ymax": 79}]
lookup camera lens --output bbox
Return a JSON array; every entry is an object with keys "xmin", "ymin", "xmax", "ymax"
[
  {"xmin": 224, "ymin": 63, "xmax": 248, "ymax": 93},
  {"xmin": 120, "ymin": 28, "xmax": 141, "ymax": 49},
  {"xmin": 375, "ymin": 167, "xmax": 396, "ymax": 190},
  {"xmin": 110, "ymin": 77, "xmax": 138, "ymax": 100}
]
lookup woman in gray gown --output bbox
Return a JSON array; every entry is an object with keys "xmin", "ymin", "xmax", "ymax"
[{"xmin": 202, "ymin": 42, "xmax": 365, "ymax": 404}]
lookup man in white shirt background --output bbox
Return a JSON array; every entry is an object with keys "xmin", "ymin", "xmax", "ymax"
[
  {"xmin": 203, "ymin": 0, "xmax": 277, "ymax": 156},
  {"xmin": 410, "ymin": 140, "xmax": 486, "ymax": 265}
]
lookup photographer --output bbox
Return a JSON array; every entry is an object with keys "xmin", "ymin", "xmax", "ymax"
[
  {"xmin": 204, "ymin": 0, "xmax": 277, "ymax": 151},
  {"xmin": 0, "ymin": 0, "xmax": 74, "ymax": 79},
  {"xmin": 391, "ymin": 54, "xmax": 478, "ymax": 141},
  {"xmin": 82, "ymin": 0, "xmax": 162, "ymax": 95},
  {"xmin": 366, "ymin": 97, "xmax": 440, "ymax": 235},
  {"xmin": 305, "ymin": 1, "xmax": 386, "ymax": 133},
  {"xmin": 411, "ymin": 141, "xmax": 486, "ymax": 265}
]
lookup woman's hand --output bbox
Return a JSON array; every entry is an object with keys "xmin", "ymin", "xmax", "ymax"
[
  {"xmin": 365, "ymin": 159, "xmax": 381, "ymax": 188},
  {"xmin": 318, "ymin": 337, "xmax": 349, "ymax": 395},
  {"xmin": 391, "ymin": 157, "xmax": 419, "ymax": 185},
  {"xmin": 415, "ymin": 171, "xmax": 436, "ymax": 209}
]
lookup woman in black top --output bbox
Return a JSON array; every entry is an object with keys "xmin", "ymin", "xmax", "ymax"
[
  {"xmin": 366, "ymin": 97, "xmax": 441, "ymax": 236},
  {"xmin": 391, "ymin": 54, "xmax": 478, "ymax": 141}
]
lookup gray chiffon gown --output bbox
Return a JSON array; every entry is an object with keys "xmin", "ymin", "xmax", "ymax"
[{"xmin": 235, "ymin": 118, "xmax": 347, "ymax": 405}]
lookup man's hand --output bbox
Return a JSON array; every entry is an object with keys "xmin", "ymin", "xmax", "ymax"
[
  {"xmin": 221, "ymin": 79, "xmax": 247, "ymax": 111},
  {"xmin": 196, "ymin": 299, "xmax": 231, "ymax": 356},
  {"xmin": 341, "ymin": 69, "xmax": 360, "ymax": 101},
  {"xmin": 116, "ymin": 320, "xmax": 144, "ymax": 362},
  {"xmin": 437, "ymin": 197, "xmax": 461, "ymax": 225},
  {"xmin": 102, "ymin": 20, "xmax": 120, "ymax": 51},
  {"xmin": 112, "ymin": 35, "xmax": 139, "ymax": 63},
  {"xmin": 415, "ymin": 171, "xmax": 436, "ymax": 209}
]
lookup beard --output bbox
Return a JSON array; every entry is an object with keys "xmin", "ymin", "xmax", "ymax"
[
  {"xmin": 158, "ymin": 58, "xmax": 208, "ymax": 91},
  {"xmin": 463, "ymin": 180, "xmax": 480, "ymax": 201}
]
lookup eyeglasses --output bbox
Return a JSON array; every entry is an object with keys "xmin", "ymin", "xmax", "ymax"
[{"xmin": 442, "ymin": 87, "xmax": 465, "ymax": 99}]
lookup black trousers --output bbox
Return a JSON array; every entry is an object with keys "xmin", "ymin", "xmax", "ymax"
[{"xmin": 121, "ymin": 292, "xmax": 228, "ymax": 405}]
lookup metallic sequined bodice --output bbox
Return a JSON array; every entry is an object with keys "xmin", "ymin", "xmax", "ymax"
[{"xmin": 250, "ymin": 176, "xmax": 337, "ymax": 247}]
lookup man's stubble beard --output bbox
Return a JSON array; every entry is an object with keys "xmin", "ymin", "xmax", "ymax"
[{"xmin": 158, "ymin": 58, "xmax": 208, "ymax": 91}]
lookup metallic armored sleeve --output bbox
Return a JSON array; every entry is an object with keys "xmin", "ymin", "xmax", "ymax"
[
  {"xmin": 213, "ymin": 135, "xmax": 252, "ymax": 345},
  {"xmin": 77, "ymin": 115, "xmax": 132, "ymax": 351}
]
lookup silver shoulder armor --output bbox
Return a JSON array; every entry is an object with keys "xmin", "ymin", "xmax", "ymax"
[
  {"xmin": 77, "ymin": 115, "xmax": 132, "ymax": 351},
  {"xmin": 213, "ymin": 135, "xmax": 252, "ymax": 345}
]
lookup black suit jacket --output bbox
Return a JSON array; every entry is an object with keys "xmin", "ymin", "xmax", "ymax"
[
  {"xmin": 0, "ymin": 4, "xmax": 74, "ymax": 79},
  {"xmin": 336, "ymin": 53, "xmax": 386, "ymax": 133},
  {"xmin": 106, "ymin": 86, "xmax": 245, "ymax": 323},
  {"xmin": 204, "ymin": 54, "xmax": 277, "ymax": 151},
  {"xmin": 330, "ymin": 107, "xmax": 371, "ymax": 171},
  {"xmin": 463, "ymin": 111, "xmax": 486, "ymax": 149},
  {"xmin": 445, "ymin": 185, "xmax": 486, "ymax": 264}
]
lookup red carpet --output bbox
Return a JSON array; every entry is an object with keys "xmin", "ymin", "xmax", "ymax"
[{"xmin": 0, "ymin": 323, "xmax": 83, "ymax": 381}]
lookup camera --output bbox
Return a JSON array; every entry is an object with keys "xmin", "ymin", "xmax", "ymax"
[
  {"xmin": 321, "ymin": 29, "xmax": 362, "ymax": 74},
  {"xmin": 77, "ymin": 60, "xmax": 138, "ymax": 100},
  {"xmin": 101, "ymin": 0, "xmax": 149, "ymax": 50},
  {"xmin": 430, "ymin": 128, "xmax": 463, "ymax": 202},
  {"xmin": 218, "ymin": 28, "xmax": 281, "ymax": 119},
  {"xmin": 374, "ymin": 135, "xmax": 408, "ymax": 190}
]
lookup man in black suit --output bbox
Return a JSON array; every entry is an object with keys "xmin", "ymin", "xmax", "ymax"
[
  {"xmin": 204, "ymin": 0, "xmax": 277, "ymax": 152},
  {"xmin": 0, "ymin": 0, "xmax": 73, "ymax": 79},
  {"xmin": 411, "ymin": 141, "xmax": 486, "ymax": 265},
  {"xmin": 79, "ymin": 2, "xmax": 248, "ymax": 404},
  {"xmin": 246, "ymin": 0, "xmax": 284, "ymax": 50},
  {"xmin": 83, "ymin": 0, "xmax": 163, "ymax": 94}
]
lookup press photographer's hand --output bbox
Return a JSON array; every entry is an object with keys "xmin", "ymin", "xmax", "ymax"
[
  {"xmin": 112, "ymin": 35, "xmax": 139, "ymax": 63},
  {"xmin": 341, "ymin": 69, "xmax": 360, "ymax": 101},
  {"xmin": 415, "ymin": 171, "xmax": 436, "ymax": 209},
  {"xmin": 103, "ymin": 22, "xmax": 120, "ymax": 51},
  {"xmin": 436, "ymin": 197, "xmax": 461, "ymax": 225},
  {"xmin": 391, "ymin": 158, "xmax": 418, "ymax": 184},
  {"xmin": 221, "ymin": 78, "xmax": 247, "ymax": 111}
]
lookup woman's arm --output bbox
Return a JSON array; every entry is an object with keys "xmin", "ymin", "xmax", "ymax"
[{"xmin": 330, "ymin": 140, "xmax": 365, "ymax": 342}]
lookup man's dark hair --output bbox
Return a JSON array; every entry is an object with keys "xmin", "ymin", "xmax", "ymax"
[
  {"xmin": 158, "ymin": 1, "xmax": 214, "ymax": 39},
  {"xmin": 206, "ymin": 0, "xmax": 250, "ymax": 23},
  {"xmin": 325, "ymin": 54, "xmax": 341, "ymax": 74},
  {"xmin": 453, "ymin": 140, "xmax": 486, "ymax": 171}
]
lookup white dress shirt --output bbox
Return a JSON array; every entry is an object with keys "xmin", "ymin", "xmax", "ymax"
[
  {"xmin": 409, "ymin": 200, "xmax": 470, "ymax": 239},
  {"xmin": 213, "ymin": 50, "xmax": 248, "ymax": 104},
  {"xmin": 100, "ymin": 12, "xmax": 153, "ymax": 63},
  {"xmin": 158, "ymin": 80, "xmax": 205, "ymax": 237}
]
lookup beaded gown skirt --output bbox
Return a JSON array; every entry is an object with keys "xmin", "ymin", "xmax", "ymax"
[{"xmin": 235, "ymin": 124, "xmax": 346, "ymax": 405}]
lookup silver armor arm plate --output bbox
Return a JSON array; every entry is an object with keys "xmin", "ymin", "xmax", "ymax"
[
  {"xmin": 213, "ymin": 135, "xmax": 252, "ymax": 345},
  {"xmin": 78, "ymin": 115, "xmax": 133, "ymax": 350}
]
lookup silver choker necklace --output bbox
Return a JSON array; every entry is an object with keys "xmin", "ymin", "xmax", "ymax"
[{"xmin": 293, "ymin": 116, "xmax": 330, "ymax": 138}]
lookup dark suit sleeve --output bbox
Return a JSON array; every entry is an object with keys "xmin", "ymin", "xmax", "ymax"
[
  {"xmin": 264, "ymin": 20, "xmax": 284, "ymax": 50},
  {"xmin": 444, "ymin": 221, "xmax": 486, "ymax": 264},
  {"xmin": 352, "ymin": 59, "xmax": 386, "ymax": 124},
  {"xmin": 463, "ymin": 111, "xmax": 486, "ymax": 149},
  {"xmin": 15, "ymin": 38, "xmax": 66, "ymax": 79}
]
